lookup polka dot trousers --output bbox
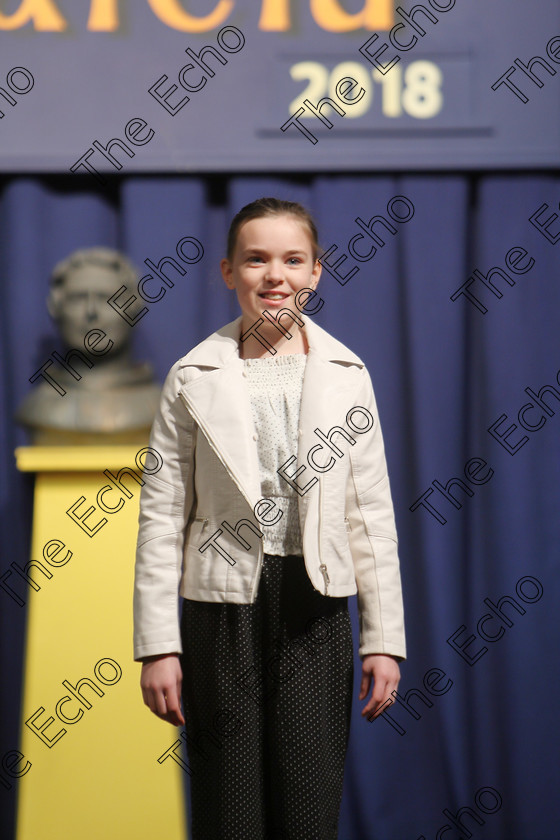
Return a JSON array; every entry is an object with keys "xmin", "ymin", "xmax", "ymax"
[{"xmin": 180, "ymin": 554, "xmax": 354, "ymax": 840}]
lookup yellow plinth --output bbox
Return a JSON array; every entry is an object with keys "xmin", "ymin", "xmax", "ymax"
[{"xmin": 14, "ymin": 446, "xmax": 187, "ymax": 840}]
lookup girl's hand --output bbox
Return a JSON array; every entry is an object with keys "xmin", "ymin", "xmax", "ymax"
[
  {"xmin": 359, "ymin": 654, "xmax": 400, "ymax": 720},
  {"xmin": 140, "ymin": 653, "xmax": 185, "ymax": 726}
]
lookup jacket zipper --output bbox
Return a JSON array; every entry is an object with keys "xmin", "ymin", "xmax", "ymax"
[
  {"xmin": 319, "ymin": 563, "xmax": 330, "ymax": 595},
  {"xmin": 318, "ymin": 477, "xmax": 329, "ymax": 595}
]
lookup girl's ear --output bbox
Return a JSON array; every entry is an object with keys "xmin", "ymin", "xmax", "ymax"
[
  {"xmin": 310, "ymin": 258, "xmax": 322, "ymax": 288},
  {"xmin": 220, "ymin": 258, "xmax": 235, "ymax": 289}
]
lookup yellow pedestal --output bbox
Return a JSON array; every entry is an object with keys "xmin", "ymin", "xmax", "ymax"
[{"xmin": 15, "ymin": 446, "xmax": 187, "ymax": 840}]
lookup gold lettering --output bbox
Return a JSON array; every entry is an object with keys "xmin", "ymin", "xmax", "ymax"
[
  {"xmin": 0, "ymin": 0, "xmax": 67, "ymax": 30},
  {"xmin": 258, "ymin": 0, "xmax": 290, "ymax": 31},
  {"xmin": 146, "ymin": 0, "xmax": 233, "ymax": 32},
  {"xmin": 310, "ymin": 0, "xmax": 393, "ymax": 32},
  {"xmin": 87, "ymin": 0, "xmax": 119, "ymax": 30}
]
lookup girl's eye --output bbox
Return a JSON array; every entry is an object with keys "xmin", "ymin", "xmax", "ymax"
[
  {"xmin": 248, "ymin": 256, "xmax": 264, "ymax": 263},
  {"xmin": 288, "ymin": 257, "xmax": 302, "ymax": 265}
]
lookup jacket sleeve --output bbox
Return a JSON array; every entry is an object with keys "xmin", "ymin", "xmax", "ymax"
[
  {"xmin": 345, "ymin": 367, "xmax": 406, "ymax": 661},
  {"xmin": 133, "ymin": 361, "xmax": 196, "ymax": 661}
]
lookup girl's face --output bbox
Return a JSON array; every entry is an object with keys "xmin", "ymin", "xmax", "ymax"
[{"xmin": 221, "ymin": 214, "xmax": 322, "ymax": 334}]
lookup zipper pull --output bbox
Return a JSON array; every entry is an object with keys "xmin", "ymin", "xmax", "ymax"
[{"xmin": 319, "ymin": 563, "xmax": 330, "ymax": 595}]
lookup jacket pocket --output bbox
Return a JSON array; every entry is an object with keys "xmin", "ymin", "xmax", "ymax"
[{"xmin": 185, "ymin": 516, "xmax": 209, "ymax": 548}]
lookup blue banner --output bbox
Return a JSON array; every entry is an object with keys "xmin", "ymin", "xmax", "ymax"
[{"xmin": 0, "ymin": 0, "xmax": 559, "ymax": 171}]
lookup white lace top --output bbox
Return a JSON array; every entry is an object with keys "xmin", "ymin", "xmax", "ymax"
[{"xmin": 243, "ymin": 353, "xmax": 307, "ymax": 556}]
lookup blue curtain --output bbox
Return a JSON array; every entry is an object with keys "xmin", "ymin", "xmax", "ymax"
[{"xmin": 1, "ymin": 172, "xmax": 559, "ymax": 840}]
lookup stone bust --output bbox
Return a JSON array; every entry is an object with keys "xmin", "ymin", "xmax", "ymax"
[{"xmin": 17, "ymin": 247, "xmax": 161, "ymax": 444}]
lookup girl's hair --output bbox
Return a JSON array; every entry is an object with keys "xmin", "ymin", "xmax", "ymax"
[{"xmin": 226, "ymin": 197, "xmax": 320, "ymax": 261}]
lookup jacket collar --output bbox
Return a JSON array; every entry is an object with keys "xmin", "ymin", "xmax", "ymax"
[
  {"xmin": 177, "ymin": 315, "xmax": 364, "ymax": 369},
  {"xmin": 176, "ymin": 314, "xmax": 365, "ymax": 512}
]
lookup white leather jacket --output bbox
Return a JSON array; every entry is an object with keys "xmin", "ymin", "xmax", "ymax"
[{"xmin": 133, "ymin": 315, "xmax": 406, "ymax": 661}]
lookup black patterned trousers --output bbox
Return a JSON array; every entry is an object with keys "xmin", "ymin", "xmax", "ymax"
[{"xmin": 180, "ymin": 554, "xmax": 354, "ymax": 840}]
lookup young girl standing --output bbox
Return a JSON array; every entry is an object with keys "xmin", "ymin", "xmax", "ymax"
[{"xmin": 133, "ymin": 198, "xmax": 406, "ymax": 840}]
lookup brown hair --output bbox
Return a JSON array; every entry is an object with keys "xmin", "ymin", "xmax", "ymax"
[{"xmin": 226, "ymin": 197, "xmax": 320, "ymax": 261}]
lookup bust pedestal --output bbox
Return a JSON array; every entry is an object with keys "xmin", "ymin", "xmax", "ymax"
[{"xmin": 14, "ymin": 446, "xmax": 187, "ymax": 840}]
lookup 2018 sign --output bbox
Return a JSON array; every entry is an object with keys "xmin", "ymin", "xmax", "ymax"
[{"xmin": 0, "ymin": 0, "xmax": 558, "ymax": 171}]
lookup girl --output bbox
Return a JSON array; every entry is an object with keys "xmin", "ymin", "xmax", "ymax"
[{"xmin": 133, "ymin": 197, "xmax": 406, "ymax": 840}]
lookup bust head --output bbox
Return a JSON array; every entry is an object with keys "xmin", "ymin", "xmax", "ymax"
[
  {"xmin": 16, "ymin": 247, "xmax": 161, "ymax": 442},
  {"xmin": 47, "ymin": 247, "xmax": 138, "ymax": 356}
]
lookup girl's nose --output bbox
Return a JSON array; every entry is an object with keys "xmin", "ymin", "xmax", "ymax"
[{"xmin": 264, "ymin": 259, "xmax": 283, "ymax": 281}]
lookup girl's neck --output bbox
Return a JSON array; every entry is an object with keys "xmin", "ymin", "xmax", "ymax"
[{"xmin": 239, "ymin": 326, "xmax": 309, "ymax": 359}]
